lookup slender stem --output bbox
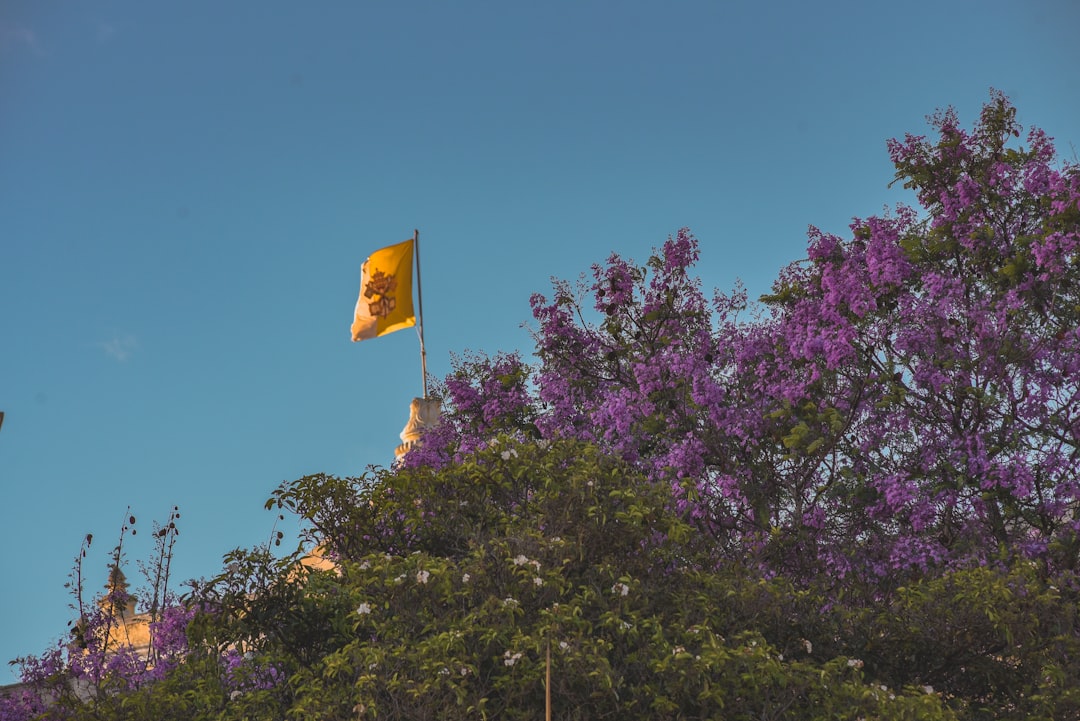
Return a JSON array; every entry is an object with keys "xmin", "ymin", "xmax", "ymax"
[{"xmin": 546, "ymin": 639, "xmax": 552, "ymax": 721}]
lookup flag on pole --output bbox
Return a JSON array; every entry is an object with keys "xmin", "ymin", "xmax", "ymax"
[{"xmin": 351, "ymin": 238, "xmax": 416, "ymax": 342}]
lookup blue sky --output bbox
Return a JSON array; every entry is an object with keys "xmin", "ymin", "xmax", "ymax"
[{"xmin": 1, "ymin": 1, "xmax": 1078, "ymax": 681}]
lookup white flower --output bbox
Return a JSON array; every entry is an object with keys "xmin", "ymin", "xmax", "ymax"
[
  {"xmin": 462, "ymin": 573, "xmax": 471, "ymax": 583},
  {"xmin": 503, "ymin": 596, "xmax": 519, "ymax": 606},
  {"xmin": 416, "ymin": 570, "xmax": 430, "ymax": 584},
  {"xmin": 672, "ymin": 646, "xmax": 685, "ymax": 656},
  {"xmin": 229, "ymin": 690, "xmax": 242, "ymax": 701},
  {"xmin": 513, "ymin": 554, "xmax": 528, "ymax": 566},
  {"xmin": 500, "ymin": 448, "xmax": 518, "ymax": 460},
  {"xmin": 612, "ymin": 582, "xmax": 630, "ymax": 597},
  {"xmin": 359, "ymin": 560, "xmax": 371, "ymax": 570},
  {"xmin": 503, "ymin": 650, "xmax": 522, "ymax": 666},
  {"xmin": 533, "ymin": 576, "xmax": 544, "ymax": 586},
  {"xmin": 621, "ymin": 621, "xmax": 632, "ymax": 630},
  {"xmin": 460, "ymin": 667, "xmax": 469, "ymax": 676},
  {"xmin": 356, "ymin": 602, "xmax": 372, "ymax": 615},
  {"xmin": 847, "ymin": 658, "xmax": 863, "ymax": 669},
  {"xmin": 802, "ymin": 639, "xmax": 813, "ymax": 654},
  {"xmin": 559, "ymin": 641, "xmax": 569, "ymax": 651},
  {"xmin": 438, "ymin": 667, "xmax": 450, "ymax": 676},
  {"xmin": 922, "ymin": 685, "xmax": 934, "ymax": 694}
]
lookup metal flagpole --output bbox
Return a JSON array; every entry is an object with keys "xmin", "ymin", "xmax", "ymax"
[{"xmin": 413, "ymin": 228, "xmax": 429, "ymax": 399}]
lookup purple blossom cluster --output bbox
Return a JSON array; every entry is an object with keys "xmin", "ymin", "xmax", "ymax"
[
  {"xmin": 410, "ymin": 94, "xmax": 1080, "ymax": 583},
  {"xmin": 0, "ymin": 597, "xmax": 195, "ymax": 720}
]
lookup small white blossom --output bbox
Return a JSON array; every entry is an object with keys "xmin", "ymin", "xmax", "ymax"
[
  {"xmin": 802, "ymin": 639, "xmax": 813, "ymax": 654},
  {"xmin": 359, "ymin": 560, "xmax": 371, "ymax": 570},
  {"xmin": 503, "ymin": 596, "xmax": 518, "ymax": 606},
  {"xmin": 356, "ymin": 602, "xmax": 371, "ymax": 615},
  {"xmin": 500, "ymin": 448, "xmax": 518, "ymax": 460},
  {"xmin": 559, "ymin": 641, "xmax": 569, "ymax": 651},
  {"xmin": 922, "ymin": 685, "xmax": 934, "ymax": 694},
  {"xmin": 503, "ymin": 651, "xmax": 523, "ymax": 666},
  {"xmin": 229, "ymin": 690, "xmax": 242, "ymax": 701},
  {"xmin": 673, "ymin": 646, "xmax": 685, "ymax": 656},
  {"xmin": 533, "ymin": 576, "xmax": 544, "ymax": 586},
  {"xmin": 612, "ymin": 582, "xmax": 630, "ymax": 597},
  {"xmin": 438, "ymin": 667, "xmax": 450, "ymax": 676},
  {"xmin": 462, "ymin": 573, "xmax": 471, "ymax": 583},
  {"xmin": 513, "ymin": 554, "xmax": 528, "ymax": 566},
  {"xmin": 460, "ymin": 667, "xmax": 469, "ymax": 676},
  {"xmin": 621, "ymin": 621, "xmax": 632, "ymax": 630},
  {"xmin": 847, "ymin": 658, "xmax": 863, "ymax": 669},
  {"xmin": 416, "ymin": 570, "xmax": 430, "ymax": 584}
]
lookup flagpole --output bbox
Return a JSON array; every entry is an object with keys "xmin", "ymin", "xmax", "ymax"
[{"xmin": 413, "ymin": 229, "xmax": 429, "ymax": 399}]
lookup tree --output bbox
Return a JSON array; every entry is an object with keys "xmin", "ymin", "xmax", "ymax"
[
  {"xmin": 6, "ymin": 93, "xmax": 1080, "ymax": 720},
  {"xmin": 198, "ymin": 438, "xmax": 951, "ymax": 720},
  {"xmin": 413, "ymin": 91, "xmax": 1080, "ymax": 585}
]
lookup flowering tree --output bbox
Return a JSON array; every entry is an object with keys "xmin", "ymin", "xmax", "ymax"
[
  {"xmin": 230, "ymin": 439, "xmax": 957, "ymax": 720},
  {"xmin": 6, "ymin": 94, "xmax": 1080, "ymax": 720},
  {"xmin": 415, "ymin": 92, "xmax": 1080, "ymax": 585}
]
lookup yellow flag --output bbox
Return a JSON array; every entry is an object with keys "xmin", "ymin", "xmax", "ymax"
[{"xmin": 351, "ymin": 238, "xmax": 416, "ymax": 341}]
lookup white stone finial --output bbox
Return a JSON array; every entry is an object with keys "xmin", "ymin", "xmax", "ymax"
[{"xmin": 395, "ymin": 397, "xmax": 442, "ymax": 459}]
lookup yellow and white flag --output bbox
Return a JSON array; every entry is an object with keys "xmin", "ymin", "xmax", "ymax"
[{"xmin": 351, "ymin": 238, "xmax": 416, "ymax": 342}]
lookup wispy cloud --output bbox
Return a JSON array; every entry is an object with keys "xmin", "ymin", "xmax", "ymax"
[
  {"xmin": 99, "ymin": 334, "xmax": 138, "ymax": 362},
  {"xmin": 94, "ymin": 20, "xmax": 117, "ymax": 45},
  {"xmin": 0, "ymin": 21, "xmax": 43, "ymax": 55}
]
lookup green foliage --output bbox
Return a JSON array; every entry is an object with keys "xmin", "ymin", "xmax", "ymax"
[
  {"xmin": 171, "ymin": 439, "xmax": 964, "ymax": 720},
  {"xmin": 30, "ymin": 439, "xmax": 1080, "ymax": 720}
]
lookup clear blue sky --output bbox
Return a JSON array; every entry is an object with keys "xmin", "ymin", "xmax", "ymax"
[{"xmin": 2, "ymin": 1, "xmax": 1078, "ymax": 681}]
